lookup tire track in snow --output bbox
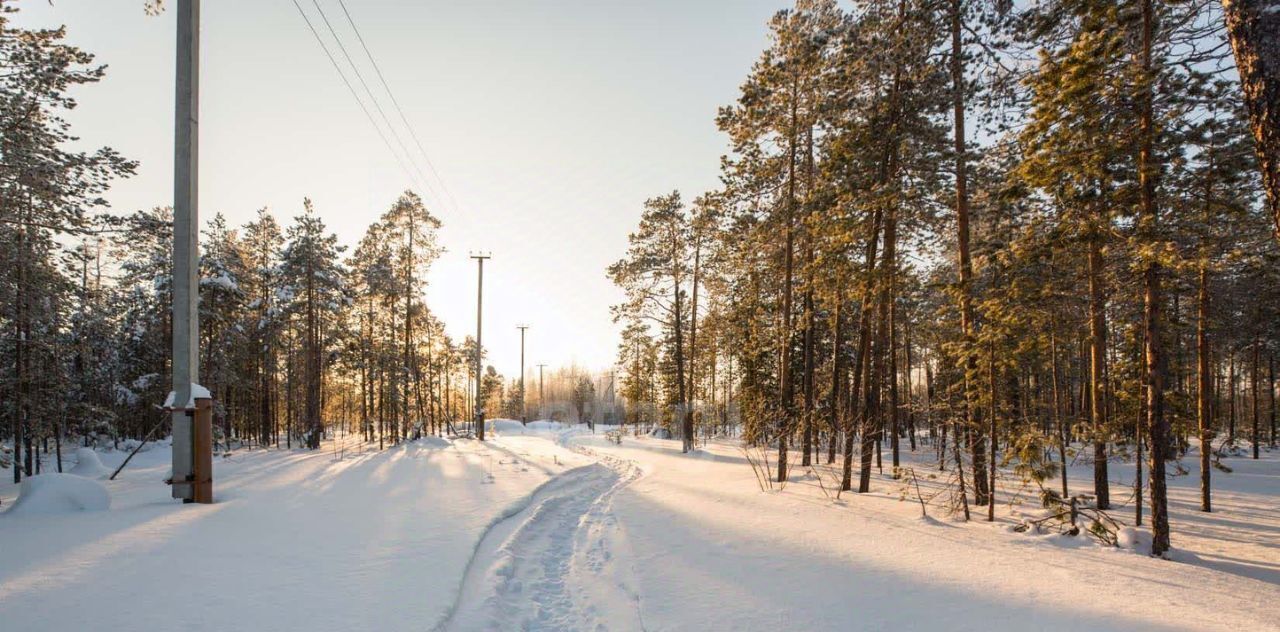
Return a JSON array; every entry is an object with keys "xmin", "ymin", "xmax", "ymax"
[{"xmin": 436, "ymin": 436, "xmax": 644, "ymax": 631}]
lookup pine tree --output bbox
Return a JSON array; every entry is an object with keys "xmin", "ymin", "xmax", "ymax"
[
  {"xmin": 279, "ymin": 200, "xmax": 347, "ymax": 449},
  {"xmin": 608, "ymin": 192, "xmax": 692, "ymax": 450}
]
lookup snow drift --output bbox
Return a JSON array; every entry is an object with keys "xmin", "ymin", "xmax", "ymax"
[
  {"xmin": 69, "ymin": 447, "xmax": 111, "ymax": 479},
  {"xmin": 490, "ymin": 419, "xmax": 568, "ymax": 436},
  {"xmin": 5, "ymin": 473, "xmax": 110, "ymax": 516}
]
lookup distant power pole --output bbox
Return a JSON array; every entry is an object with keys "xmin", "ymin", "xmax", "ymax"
[
  {"xmin": 471, "ymin": 253, "xmax": 490, "ymax": 441},
  {"xmin": 517, "ymin": 325, "xmax": 529, "ymax": 424},
  {"xmin": 538, "ymin": 363, "xmax": 548, "ymax": 420}
]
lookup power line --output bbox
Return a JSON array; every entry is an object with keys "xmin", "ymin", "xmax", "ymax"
[
  {"xmin": 307, "ymin": 0, "xmax": 442, "ymax": 206},
  {"xmin": 288, "ymin": 0, "xmax": 423, "ymax": 194},
  {"xmin": 335, "ymin": 0, "xmax": 461, "ymax": 217}
]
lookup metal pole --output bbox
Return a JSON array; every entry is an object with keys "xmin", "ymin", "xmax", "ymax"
[
  {"xmin": 518, "ymin": 325, "xmax": 529, "ymax": 423},
  {"xmin": 171, "ymin": 0, "xmax": 200, "ymax": 502},
  {"xmin": 471, "ymin": 253, "xmax": 490, "ymax": 440}
]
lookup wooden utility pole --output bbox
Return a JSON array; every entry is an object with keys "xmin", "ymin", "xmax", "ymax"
[
  {"xmin": 517, "ymin": 325, "xmax": 529, "ymax": 423},
  {"xmin": 471, "ymin": 253, "xmax": 490, "ymax": 440}
]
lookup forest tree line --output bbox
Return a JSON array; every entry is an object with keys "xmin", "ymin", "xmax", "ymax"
[
  {"xmin": 1, "ymin": 3, "xmax": 563, "ymax": 482},
  {"xmin": 609, "ymin": 0, "xmax": 1280, "ymax": 555}
]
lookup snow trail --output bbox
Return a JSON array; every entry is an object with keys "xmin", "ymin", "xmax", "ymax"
[{"xmin": 439, "ymin": 441, "xmax": 644, "ymax": 631}]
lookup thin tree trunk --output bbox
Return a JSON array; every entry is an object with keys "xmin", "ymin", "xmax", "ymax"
[
  {"xmin": 1229, "ymin": 353, "xmax": 1237, "ymax": 445},
  {"xmin": 1253, "ymin": 340, "xmax": 1261, "ymax": 459},
  {"xmin": 1270, "ymin": 352, "xmax": 1276, "ymax": 448},
  {"xmin": 988, "ymin": 340, "xmax": 997, "ymax": 522},
  {"xmin": 672, "ymin": 223, "xmax": 689, "ymax": 454},
  {"xmin": 829, "ymin": 292, "xmax": 845, "ymax": 467},
  {"xmin": 890, "ymin": 271, "xmax": 901, "ymax": 471},
  {"xmin": 1088, "ymin": 225, "xmax": 1111, "ymax": 509},
  {"xmin": 1136, "ymin": 331, "xmax": 1145, "ymax": 527},
  {"xmin": 906, "ymin": 319, "xmax": 916, "ymax": 452},
  {"xmin": 688, "ymin": 235, "xmax": 700, "ymax": 452},
  {"xmin": 1051, "ymin": 326, "xmax": 1068, "ymax": 499}
]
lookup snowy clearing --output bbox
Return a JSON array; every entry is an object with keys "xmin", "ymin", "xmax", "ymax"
[
  {"xmin": 574, "ymin": 432, "xmax": 1280, "ymax": 631},
  {"xmin": 0, "ymin": 431, "xmax": 586, "ymax": 631},
  {"xmin": 3, "ymin": 424, "xmax": 1278, "ymax": 631}
]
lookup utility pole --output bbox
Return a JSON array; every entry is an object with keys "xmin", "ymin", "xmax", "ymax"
[
  {"xmin": 170, "ymin": 0, "xmax": 211, "ymax": 503},
  {"xmin": 471, "ymin": 253, "xmax": 490, "ymax": 440},
  {"xmin": 538, "ymin": 363, "xmax": 547, "ymax": 420},
  {"xmin": 517, "ymin": 325, "xmax": 529, "ymax": 423}
]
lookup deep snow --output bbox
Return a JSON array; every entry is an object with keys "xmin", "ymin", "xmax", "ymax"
[
  {"xmin": 2, "ymin": 422, "xmax": 1278, "ymax": 631},
  {"xmin": 68, "ymin": 446, "xmax": 111, "ymax": 479},
  {"xmin": 0, "ymin": 430, "xmax": 588, "ymax": 631},
  {"xmin": 5, "ymin": 473, "xmax": 110, "ymax": 516},
  {"xmin": 573, "ymin": 432, "xmax": 1280, "ymax": 631}
]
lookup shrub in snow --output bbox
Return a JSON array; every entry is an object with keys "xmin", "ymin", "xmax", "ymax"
[
  {"xmin": 649, "ymin": 427, "xmax": 672, "ymax": 440},
  {"xmin": 6, "ymin": 473, "xmax": 110, "ymax": 516},
  {"xmin": 1010, "ymin": 491, "xmax": 1123, "ymax": 546},
  {"xmin": 69, "ymin": 447, "xmax": 111, "ymax": 479}
]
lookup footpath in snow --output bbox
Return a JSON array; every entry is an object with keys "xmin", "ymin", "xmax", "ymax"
[
  {"xmin": 440, "ymin": 425, "xmax": 645, "ymax": 631},
  {"xmin": 4, "ymin": 422, "xmax": 1279, "ymax": 631},
  {"xmin": 0, "ymin": 430, "xmax": 589, "ymax": 631}
]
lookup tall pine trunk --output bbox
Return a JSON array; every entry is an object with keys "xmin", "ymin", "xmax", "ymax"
[
  {"xmin": 1087, "ymin": 226, "xmax": 1111, "ymax": 509},
  {"xmin": 1198, "ymin": 264, "xmax": 1213, "ymax": 513},
  {"xmin": 1138, "ymin": 0, "xmax": 1171, "ymax": 556},
  {"xmin": 829, "ymin": 292, "xmax": 845, "ymax": 466},
  {"xmin": 777, "ymin": 83, "xmax": 799, "ymax": 481},
  {"xmin": 1221, "ymin": 0, "xmax": 1280, "ymax": 238},
  {"xmin": 842, "ymin": 208, "xmax": 882, "ymax": 491},
  {"xmin": 951, "ymin": 0, "xmax": 987, "ymax": 509}
]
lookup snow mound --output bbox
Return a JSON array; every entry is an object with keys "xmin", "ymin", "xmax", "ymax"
[
  {"xmin": 649, "ymin": 427, "xmax": 673, "ymax": 439},
  {"xmin": 1117, "ymin": 527, "xmax": 1153, "ymax": 553},
  {"xmin": 69, "ymin": 447, "xmax": 111, "ymax": 479},
  {"xmin": 117, "ymin": 438, "xmax": 154, "ymax": 453},
  {"xmin": 416, "ymin": 436, "xmax": 450, "ymax": 448},
  {"xmin": 6, "ymin": 473, "xmax": 110, "ymax": 516},
  {"xmin": 490, "ymin": 420, "xmax": 567, "ymax": 436},
  {"xmin": 490, "ymin": 419, "xmax": 527, "ymax": 434},
  {"xmin": 526, "ymin": 420, "xmax": 565, "ymax": 433}
]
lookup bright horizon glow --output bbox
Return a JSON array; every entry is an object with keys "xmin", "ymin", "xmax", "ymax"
[{"xmin": 13, "ymin": 0, "xmax": 783, "ymax": 376}]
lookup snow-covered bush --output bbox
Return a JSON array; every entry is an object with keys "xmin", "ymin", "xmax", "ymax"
[{"xmin": 69, "ymin": 448, "xmax": 111, "ymax": 479}]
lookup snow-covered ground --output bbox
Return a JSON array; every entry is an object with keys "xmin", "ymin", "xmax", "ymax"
[
  {"xmin": 574, "ymin": 432, "xmax": 1280, "ymax": 631},
  {"xmin": 0, "ymin": 431, "xmax": 590, "ymax": 631},
  {"xmin": 3, "ymin": 424, "xmax": 1278, "ymax": 631}
]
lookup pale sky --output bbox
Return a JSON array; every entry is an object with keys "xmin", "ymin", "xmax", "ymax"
[{"xmin": 14, "ymin": 0, "xmax": 782, "ymax": 376}]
